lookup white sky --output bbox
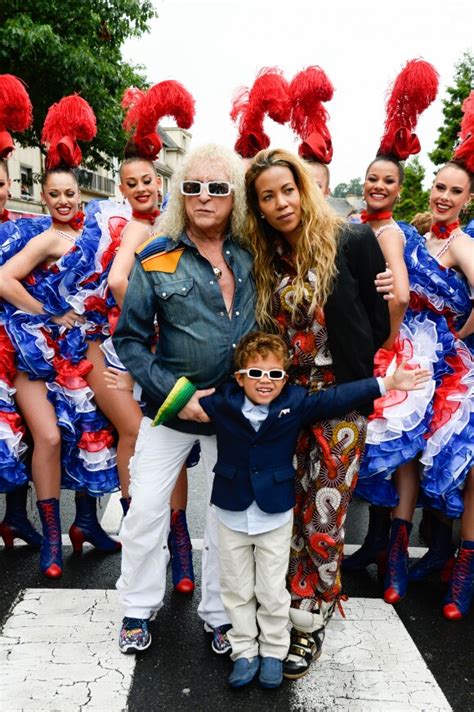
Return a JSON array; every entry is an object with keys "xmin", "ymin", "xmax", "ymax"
[{"xmin": 123, "ymin": 0, "xmax": 473, "ymax": 188}]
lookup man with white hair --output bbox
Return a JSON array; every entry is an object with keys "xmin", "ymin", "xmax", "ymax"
[{"xmin": 114, "ymin": 144, "xmax": 257, "ymax": 655}]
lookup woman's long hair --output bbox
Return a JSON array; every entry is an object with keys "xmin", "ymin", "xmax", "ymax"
[{"xmin": 245, "ymin": 148, "xmax": 343, "ymax": 329}]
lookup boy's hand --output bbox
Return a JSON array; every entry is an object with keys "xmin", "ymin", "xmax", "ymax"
[
  {"xmin": 383, "ymin": 360, "xmax": 431, "ymax": 392},
  {"xmin": 104, "ymin": 367, "xmax": 134, "ymax": 391}
]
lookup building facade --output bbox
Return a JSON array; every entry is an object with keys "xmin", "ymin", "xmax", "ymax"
[{"xmin": 6, "ymin": 126, "xmax": 191, "ymax": 217}]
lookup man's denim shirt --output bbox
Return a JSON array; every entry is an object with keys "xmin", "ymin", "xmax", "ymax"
[{"xmin": 113, "ymin": 230, "xmax": 257, "ymax": 435}]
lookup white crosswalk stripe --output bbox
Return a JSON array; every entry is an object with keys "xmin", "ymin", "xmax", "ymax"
[
  {"xmin": 289, "ymin": 598, "xmax": 451, "ymax": 711},
  {"xmin": 0, "ymin": 589, "xmax": 134, "ymax": 712},
  {"xmin": 0, "ymin": 591, "xmax": 452, "ymax": 711}
]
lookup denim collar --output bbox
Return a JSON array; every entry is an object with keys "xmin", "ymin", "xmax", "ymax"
[{"xmin": 173, "ymin": 229, "xmax": 234, "ymax": 251}]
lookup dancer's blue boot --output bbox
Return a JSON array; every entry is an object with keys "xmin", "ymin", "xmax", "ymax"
[
  {"xmin": 342, "ymin": 505, "xmax": 390, "ymax": 577},
  {"xmin": 0, "ymin": 484, "xmax": 42, "ymax": 548},
  {"xmin": 36, "ymin": 498, "xmax": 62, "ymax": 579},
  {"xmin": 384, "ymin": 518, "xmax": 412, "ymax": 604},
  {"xmin": 408, "ymin": 516, "xmax": 455, "ymax": 583},
  {"xmin": 443, "ymin": 542, "xmax": 474, "ymax": 621},
  {"xmin": 69, "ymin": 493, "xmax": 121, "ymax": 553},
  {"xmin": 169, "ymin": 509, "xmax": 194, "ymax": 594}
]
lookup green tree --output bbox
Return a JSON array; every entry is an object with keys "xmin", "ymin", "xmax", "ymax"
[
  {"xmin": 0, "ymin": 1, "xmax": 156, "ymax": 168},
  {"xmin": 333, "ymin": 178, "xmax": 363, "ymax": 198},
  {"xmin": 332, "ymin": 183, "xmax": 349, "ymax": 198},
  {"xmin": 347, "ymin": 177, "xmax": 363, "ymax": 196},
  {"xmin": 429, "ymin": 50, "xmax": 474, "ymax": 167},
  {"xmin": 393, "ymin": 157, "xmax": 429, "ymax": 222}
]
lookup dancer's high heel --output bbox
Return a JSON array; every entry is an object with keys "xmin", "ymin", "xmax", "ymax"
[
  {"xmin": 384, "ymin": 518, "xmax": 412, "ymax": 604},
  {"xmin": 342, "ymin": 505, "xmax": 390, "ymax": 578},
  {"xmin": 443, "ymin": 542, "xmax": 474, "ymax": 621},
  {"xmin": 69, "ymin": 493, "xmax": 121, "ymax": 553},
  {"xmin": 169, "ymin": 509, "xmax": 194, "ymax": 594},
  {"xmin": 0, "ymin": 484, "xmax": 42, "ymax": 548}
]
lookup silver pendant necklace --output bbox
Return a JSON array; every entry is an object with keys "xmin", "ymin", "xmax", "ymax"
[{"xmin": 197, "ymin": 243, "xmax": 224, "ymax": 280}]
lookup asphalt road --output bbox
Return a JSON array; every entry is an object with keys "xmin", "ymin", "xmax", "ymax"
[{"xmin": 1, "ymin": 468, "xmax": 473, "ymax": 712}]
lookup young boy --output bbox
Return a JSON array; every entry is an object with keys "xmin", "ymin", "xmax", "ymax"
[{"xmin": 198, "ymin": 331, "xmax": 430, "ymax": 690}]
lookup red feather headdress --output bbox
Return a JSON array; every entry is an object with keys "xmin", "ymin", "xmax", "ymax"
[
  {"xmin": 122, "ymin": 80, "xmax": 195, "ymax": 160},
  {"xmin": 453, "ymin": 91, "xmax": 474, "ymax": 174},
  {"xmin": 378, "ymin": 59, "xmax": 439, "ymax": 160},
  {"xmin": 41, "ymin": 95, "xmax": 97, "ymax": 169},
  {"xmin": 231, "ymin": 67, "xmax": 291, "ymax": 158},
  {"xmin": 0, "ymin": 74, "xmax": 33, "ymax": 159},
  {"xmin": 289, "ymin": 66, "xmax": 334, "ymax": 164}
]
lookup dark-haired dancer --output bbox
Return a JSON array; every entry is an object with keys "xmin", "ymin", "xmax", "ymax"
[
  {"xmin": 344, "ymin": 59, "xmax": 439, "ymax": 579},
  {"xmin": 101, "ymin": 80, "xmax": 198, "ymax": 592},
  {"xmin": 0, "ymin": 74, "xmax": 49, "ymax": 549},
  {"xmin": 356, "ymin": 92, "xmax": 474, "ymax": 619},
  {"xmin": 0, "ymin": 96, "xmax": 120, "ymax": 577}
]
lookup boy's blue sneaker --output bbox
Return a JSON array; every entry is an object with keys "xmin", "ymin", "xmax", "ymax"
[
  {"xmin": 259, "ymin": 657, "xmax": 283, "ymax": 689},
  {"xmin": 228, "ymin": 656, "xmax": 260, "ymax": 688},
  {"xmin": 119, "ymin": 617, "xmax": 152, "ymax": 654},
  {"xmin": 203, "ymin": 622, "xmax": 232, "ymax": 654}
]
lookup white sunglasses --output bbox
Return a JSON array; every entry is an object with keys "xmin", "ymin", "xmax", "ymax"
[
  {"xmin": 180, "ymin": 180, "xmax": 233, "ymax": 197},
  {"xmin": 238, "ymin": 368, "xmax": 287, "ymax": 381}
]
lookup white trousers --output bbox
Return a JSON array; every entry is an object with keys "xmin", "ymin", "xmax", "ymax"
[
  {"xmin": 218, "ymin": 516, "xmax": 293, "ymax": 661},
  {"xmin": 116, "ymin": 417, "xmax": 229, "ymax": 627}
]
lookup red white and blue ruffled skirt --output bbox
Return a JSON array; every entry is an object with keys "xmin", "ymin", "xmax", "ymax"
[
  {"xmin": 357, "ymin": 224, "xmax": 474, "ymax": 518},
  {"xmin": 0, "ymin": 201, "xmax": 129, "ymax": 495}
]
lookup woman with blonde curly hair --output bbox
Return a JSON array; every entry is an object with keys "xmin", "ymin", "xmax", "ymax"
[{"xmin": 245, "ymin": 148, "xmax": 390, "ymax": 678}]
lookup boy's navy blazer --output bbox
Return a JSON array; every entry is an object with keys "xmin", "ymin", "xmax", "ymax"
[{"xmin": 200, "ymin": 378, "xmax": 381, "ymax": 514}]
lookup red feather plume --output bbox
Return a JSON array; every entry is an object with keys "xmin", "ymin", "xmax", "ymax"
[
  {"xmin": 121, "ymin": 86, "xmax": 146, "ymax": 113},
  {"xmin": 0, "ymin": 74, "xmax": 33, "ymax": 158},
  {"xmin": 289, "ymin": 66, "xmax": 334, "ymax": 164},
  {"xmin": 453, "ymin": 91, "xmax": 474, "ymax": 174},
  {"xmin": 231, "ymin": 67, "xmax": 291, "ymax": 158},
  {"xmin": 378, "ymin": 59, "xmax": 439, "ymax": 160},
  {"xmin": 123, "ymin": 80, "xmax": 195, "ymax": 161},
  {"xmin": 41, "ymin": 95, "xmax": 97, "ymax": 169}
]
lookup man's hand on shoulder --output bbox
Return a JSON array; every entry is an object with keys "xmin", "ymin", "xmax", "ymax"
[{"xmin": 178, "ymin": 389, "xmax": 215, "ymax": 422}]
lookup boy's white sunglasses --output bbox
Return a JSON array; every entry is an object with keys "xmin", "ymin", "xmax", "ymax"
[
  {"xmin": 238, "ymin": 368, "xmax": 287, "ymax": 381},
  {"xmin": 180, "ymin": 180, "xmax": 233, "ymax": 197}
]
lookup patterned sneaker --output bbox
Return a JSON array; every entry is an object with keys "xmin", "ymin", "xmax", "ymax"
[
  {"xmin": 119, "ymin": 617, "xmax": 152, "ymax": 654},
  {"xmin": 203, "ymin": 622, "xmax": 232, "ymax": 655}
]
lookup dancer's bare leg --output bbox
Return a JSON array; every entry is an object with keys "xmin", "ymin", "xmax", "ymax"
[
  {"xmin": 393, "ymin": 460, "xmax": 419, "ymax": 522},
  {"xmin": 85, "ymin": 340, "xmax": 142, "ymax": 498},
  {"xmin": 14, "ymin": 372, "xmax": 61, "ymax": 499}
]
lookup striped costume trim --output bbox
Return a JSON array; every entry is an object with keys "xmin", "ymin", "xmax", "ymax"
[{"xmin": 152, "ymin": 377, "xmax": 197, "ymax": 426}]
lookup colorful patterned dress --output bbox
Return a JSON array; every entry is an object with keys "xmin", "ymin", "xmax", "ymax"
[
  {"xmin": 357, "ymin": 223, "xmax": 474, "ymax": 518},
  {"xmin": 273, "ymin": 253, "xmax": 368, "ymax": 607}
]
